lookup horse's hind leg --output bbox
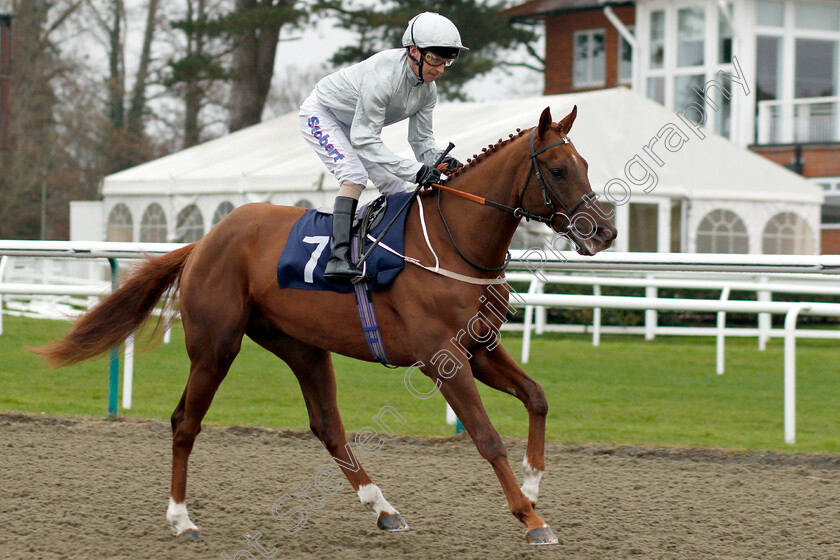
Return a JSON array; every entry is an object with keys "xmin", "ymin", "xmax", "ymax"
[
  {"xmin": 246, "ymin": 324, "xmax": 408, "ymax": 532},
  {"xmin": 167, "ymin": 313, "xmax": 247, "ymax": 538},
  {"xmin": 470, "ymin": 345, "xmax": 548, "ymax": 507}
]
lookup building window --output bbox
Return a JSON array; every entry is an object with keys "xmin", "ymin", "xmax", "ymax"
[
  {"xmin": 718, "ymin": 3, "xmax": 733, "ymax": 63},
  {"xmin": 650, "ymin": 10, "xmax": 665, "ymax": 69},
  {"xmin": 812, "ymin": 178, "xmax": 840, "ymax": 226},
  {"xmin": 618, "ymin": 28, "xmax": 634, "ymax": 85},
  {"xmin": 140, "ymin": 203, "xmax": 167, "ymax": 242},
  {"xmin": 674, "ymin": 74, "xmax": 706, "ymax": 117},
  {"xmin": 629, "ymin": 202, "xmax": 659, "ymax": 252},
  {"xmin": 795, "ymin": 2, "xmax": 840, "ymax": 32},
  {"xmin": 671, "ymin": 200, "xmax": 683, "ymax": 252},
  {"xmin": 714, "ymin": 75, "xmax": 733, "ymax": 137},
  {"xmin": 795, "ymin": 39, "xmax": 837, "ymax": 98},
  {"xmin": 106, "ymin": 203, "xmax": 133, "ymax": 242},
  {"xmin": 212, "ymin": 201, "xmax": 235, "ymax": 226},
  {"xmin": 678, "ymin": 7, "xmax": 705, "ymax": 67},
  {"xmin": 756, "ymin": 36, "xmax": 783, "ymax": 103},
  {"xmin": 696, "ymin": 209, "xmax": 749, "ymax": 253},
  {"xmin": 573, "ymin": 29, "xmax": 605, "ymax": 87},
  {"xmin": 175, "ymin": 205, "xmax": 204, "ymax": 243},
  {"xmin": 813, "ymin": 177, "xmax": 840, "ymax": 195},
  {"xmin": 762, "ymin": 212, "xmax": 815, "ymax": 254},
  {"xmin": 647, "ymin": 77, "xmax": 665, "ymax": 104},
  {"xmin": 757, "ymin": 0, "xmax": 785, "ymax": 27}
]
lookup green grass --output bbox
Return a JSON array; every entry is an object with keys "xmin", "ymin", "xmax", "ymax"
[{"xmin": 1, "ymin": 315, "xmax": 838, "ymax": 454}]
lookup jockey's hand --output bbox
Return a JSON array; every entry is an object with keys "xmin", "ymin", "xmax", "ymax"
[
  {"xmin": 441, "ymin": 155, "xmax": 462, "ymax": 169},
  {"xmin": 415, "ymin": 164, "xmax": 443, "ymax": 188}
]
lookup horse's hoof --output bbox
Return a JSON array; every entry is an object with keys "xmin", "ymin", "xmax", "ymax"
[
  {"xmin": 525, "ymin": 526, "xmax": 559, "ymax": 545},
  {"xmin": 178, "ymin": 529, "xmax": 201, "ymax": 540},
  {"xmin": 377, "ymin": 513, "xmax": 409, "ymax": 532}
]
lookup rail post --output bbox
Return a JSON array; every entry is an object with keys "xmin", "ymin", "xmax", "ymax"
[
  {"xmin": 784, "ymin": 304, "xmax": 809, "ymax": 444},
  {"xmin": 716, "ymin": 286, "xmax": 731, "ymax": 375},
  {"xmin": 107, "ymin": 258, "xmax": 120, "ymax": 418}
]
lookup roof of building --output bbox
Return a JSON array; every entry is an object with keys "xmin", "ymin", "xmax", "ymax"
[
  {"xmin": 504, "ymin": 0, "xmax": 634, "ymax": 21},
  {"xmin": 103, "ymin": 87, "xmax": 822, "ymax": 206}
]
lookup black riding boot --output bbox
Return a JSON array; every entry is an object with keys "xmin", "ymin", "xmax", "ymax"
[{"xmin": 323, "ymin": 196, "xmax": 361, "ymax": 282}]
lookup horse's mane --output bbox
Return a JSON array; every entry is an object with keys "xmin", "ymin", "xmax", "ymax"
[{"xmin": 445, "ymin": 126, "xmax": 532, "ymax": 181}]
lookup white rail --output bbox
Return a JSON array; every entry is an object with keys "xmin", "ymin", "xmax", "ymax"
[
  {"xmin": 507, "ymin": 250, "xmax": 840, "ymax": 274},
  {"xmin": 507, "ymin": 292, "xmax": 840, "ymax": 444},
  {"xmin": 0, "ymin": 240, "xmax": 184, "ymax": 259},
  {"xmin": 3, "ymin": 242, "xmax": 840, "ymax": 444},
  {"xmin": 505, "ymin": 270, "xmax": 840, "ymax": 358}
]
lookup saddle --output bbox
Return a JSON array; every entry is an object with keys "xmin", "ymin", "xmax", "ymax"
[{"xmin": 276, "ymin": 192, "xmax": 411, "ymax": 294}]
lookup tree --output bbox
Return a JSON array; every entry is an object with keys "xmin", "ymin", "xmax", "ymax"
[
  {"xmin": 226, "ymin": 0, "xmax": 307, "ymax": 132},
  {"xmin": 0, "ymin": 0, "xmax": 83, "ymax": 239},
  {"xmin": 319, "ymin": 0, "xmax": 541, "ymax": 101},
  {"xmin": 164, "ymin": 0, "xmax": 233, "ymax": 148},
  {"xmin": 84, "ymin": 0, "xmax": 161, "ymax": 173},
  {"xmin": 128, "ymin": 0, "xmax": 160, "ymax": 137}
]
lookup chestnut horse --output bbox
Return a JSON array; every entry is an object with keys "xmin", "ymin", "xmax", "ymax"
[{"xmin": 34, "ymin": 106, "xmax": 616, "ymax": 544}]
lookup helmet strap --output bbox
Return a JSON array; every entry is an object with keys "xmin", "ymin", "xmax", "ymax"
[{"xmin": 406, "ymin": 46, "xmax": 425, "ymax": 84}]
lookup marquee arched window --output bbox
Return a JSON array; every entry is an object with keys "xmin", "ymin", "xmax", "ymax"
[
  {"xmin": 762, "ymin": 212, "xmax": 814, "ymax": 254},
  {"xmin": 106, "ymin": 203, "xmax": 133, "ymax": 242},
  {"xmin": 696, "ymin": 209, "xmax": 749, "ymax": 253},
  {"xmin": 140, "ymin": 203, "xmax": 168, "ymax": 242},
  {"xmin": 212, "ymin": 201, "xmax": 235, "ymax": 226},
  {"xmin": 175, "ymin": 205, "xmax": 204, "ymax": 243}
]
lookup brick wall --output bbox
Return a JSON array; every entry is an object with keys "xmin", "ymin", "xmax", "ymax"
[
  {"xmin": 544, "ymin": 6, "xmax": 635, "ymax": 95},
  {"xmin": 750, "ymin": 144, "xmax": 840, "ymax": 179},
  {"xmin": 822, "ymin": 229, "xmax": 840, "ymax": 254}
]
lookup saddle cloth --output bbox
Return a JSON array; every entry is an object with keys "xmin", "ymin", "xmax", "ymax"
[{"xmin": 276, "ymin": 192, "xmax": 413, "ymax": 294}]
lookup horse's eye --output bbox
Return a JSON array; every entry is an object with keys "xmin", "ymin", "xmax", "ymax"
[{"xmin": 549, "ymin": 168, "xmax": 564, "ymax": 179}]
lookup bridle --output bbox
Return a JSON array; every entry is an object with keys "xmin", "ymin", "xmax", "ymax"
[
  {"xmin": 433, "ymin": 127, "xmax": 598, "ymax": 272},
  {"xmin": 523, "ymin": 128, "xmax": 597, "ymax": 230}
]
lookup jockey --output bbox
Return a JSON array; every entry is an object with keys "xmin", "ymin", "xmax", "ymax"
[{"xmin": 298, "ymin": 12, "xmax": 468, "ymax": 282}]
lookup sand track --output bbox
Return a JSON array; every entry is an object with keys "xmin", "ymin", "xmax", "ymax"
[{"xmin": 2, "ymin": 414, "xmax": 839, "ymax": 560}]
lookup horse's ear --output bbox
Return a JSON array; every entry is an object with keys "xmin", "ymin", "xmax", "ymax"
[
  {"xmin": 558, "ymin": 105, "xmax": 578, "ymax": 135},
  {"xmin": 537, "ymin": 107, "xmax": 552, "ymax": 139}
]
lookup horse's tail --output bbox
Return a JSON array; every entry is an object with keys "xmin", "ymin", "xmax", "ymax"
[{"xmin": 31, "ymin": 243, "xmax": 197, "ymax": 368}]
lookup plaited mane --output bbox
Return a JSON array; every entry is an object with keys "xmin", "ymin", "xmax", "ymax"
[{"xmin": 444, "ymin": 127, "xmax": 532, "ymax": 180}]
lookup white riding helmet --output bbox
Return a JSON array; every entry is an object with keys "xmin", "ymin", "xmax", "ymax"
[{"xmin": 401, "ymin": 12, "xmax": 469, "ymax": 55}]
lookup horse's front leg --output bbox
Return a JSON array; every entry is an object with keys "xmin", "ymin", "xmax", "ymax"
[
  {"xmin": 470, "ymin": 345, "xmax": 548, "ymax": 508},
  {"xmin": 423, "ymin": 361, "xmax": 558, "ymax": 545}
]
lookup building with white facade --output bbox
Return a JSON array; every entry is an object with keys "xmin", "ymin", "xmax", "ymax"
[{"xmin": 507, "ymin": 0, "xmax": 840, "ymax": 251}]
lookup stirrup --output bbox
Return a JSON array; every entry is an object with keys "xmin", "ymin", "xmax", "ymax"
[
  {"xmin": 323, "ymin": 258, "xmax": 363, "ymax": 282},
  {"xmin": 350, "ymin": 261, "xmax": 371, "ymax": 284}
]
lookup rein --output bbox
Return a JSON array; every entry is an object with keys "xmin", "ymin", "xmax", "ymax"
[{"xmin": 431, "ymin": 128, "xmax": 597, "ymax": 271}]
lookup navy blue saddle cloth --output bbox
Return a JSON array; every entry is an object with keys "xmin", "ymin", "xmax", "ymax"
[{"xmin": 276, "ymin": 192, "xmax": 413, "ymax": 293}]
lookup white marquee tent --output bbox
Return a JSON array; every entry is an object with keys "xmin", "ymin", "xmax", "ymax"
[{"xmin": 91, "ymin": 87, "xmax": 823, "ymax": 254}]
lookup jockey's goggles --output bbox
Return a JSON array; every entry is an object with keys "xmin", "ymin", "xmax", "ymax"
[{"xmin": 423, "ymin": 50, "xmax": 455, "ymax": 67}]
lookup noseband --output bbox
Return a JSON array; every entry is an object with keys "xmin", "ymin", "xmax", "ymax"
[{"xmin": 433, "ymin": 127, "xmax": 598, "ymax": 272}]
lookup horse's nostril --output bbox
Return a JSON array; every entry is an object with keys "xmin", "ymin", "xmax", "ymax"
[{"xmin": 595, "ymin": 225, "xmax": 617, "ymax": 242}]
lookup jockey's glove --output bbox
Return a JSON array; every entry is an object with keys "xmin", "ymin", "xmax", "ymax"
[
  {"xmin": 415, "ymin": 164, "xmax": 443, "ymax": 187},
  {"xmin": 441, "ymin": 155, "xmax": 462, "ymax": 169}
]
